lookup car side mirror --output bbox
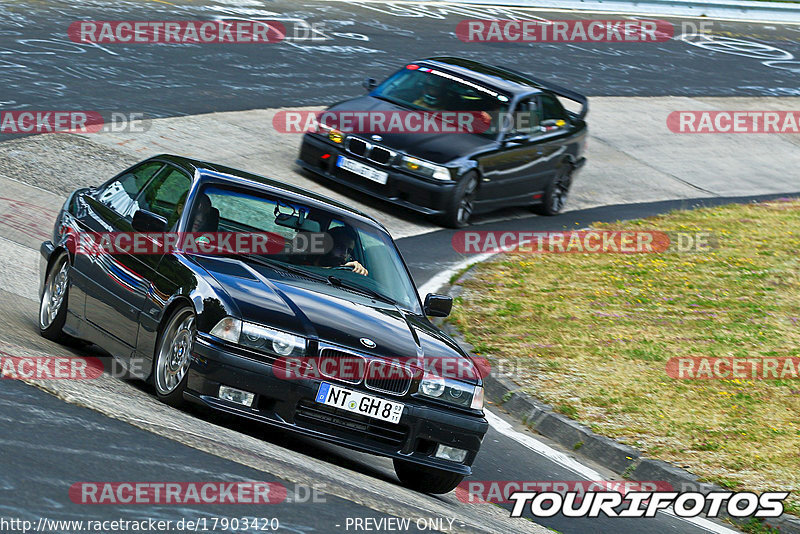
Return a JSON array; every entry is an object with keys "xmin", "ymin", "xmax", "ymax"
[
  {"xmin": 424, "ymin": 293, "xmax": 452, "ymax": 318},
  {"xmin": 362, "ymin": 77, "xmax": 377, "ymax": 91},
  {"xmin": 132, "ymin": 209, "xmax": 168, "ymax": 232}
]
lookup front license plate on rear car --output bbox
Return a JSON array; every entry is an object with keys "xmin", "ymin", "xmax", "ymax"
[
  {"xmin": 336, "ymin": 155, "xmax": 389, "ymax": 185},
  {"xmin": 315, "ymin": 382, "xmax": 404, "ymax": 424}
]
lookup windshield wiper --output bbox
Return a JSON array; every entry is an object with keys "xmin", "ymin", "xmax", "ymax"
[
  {"xmin": 241, "ymin": 255, "xmax": 399, "ymax": 306},
  {"xmin": 327, "ymin": 275, "xmax": 397, "ymax": 306},
  {"xmin": 241, "ymin": 254, "xmax": 329, "ymax": 284}
]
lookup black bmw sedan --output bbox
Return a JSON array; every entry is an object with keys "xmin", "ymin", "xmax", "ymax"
[
  {"xmin": 39, "ymin": 154, "xmax": 488, "ymax": 494},
  {"xmin": 297, "ymin": 56, "xmax": 588, "ymax": 227}
]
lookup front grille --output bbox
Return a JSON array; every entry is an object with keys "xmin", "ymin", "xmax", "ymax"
[
  {"xmin": 369, "ymin": 146, "xmax": 393, "ymax": 165},
  {"xmin": 318, "ymin": 348, "xmax": 366, "ymax": 384},
  {"xmin": 295, "ymin": 400, "xmax": 408, "ymax": 448},
  {"xmin": 365, "ymin": 360, "xmax": 412, "ymax": 396},
  {"xmin": 347, "ymin": 137, "xmax": 368, "ymax": 157},
  {"xmin": 345, "ymin": 136, "xmax": 396, "ymax": 167}
]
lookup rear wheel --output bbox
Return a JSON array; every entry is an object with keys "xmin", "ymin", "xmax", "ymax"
[
  {"xmin": 534, "ymin": 165, "xmax": 573, "ymax": 216},
  {"xmin": 439, "ymin": 172, "xmax": 479, "ymax": 228},
  {"xmin": 393, "ymin": 458, "xmax": 465, "ymax": 494},
  {"xmin": 153, "ymin": 307, "xmax": 195, "ymax": 408},
  {"xmin": 39, "ymin": 253, "xmax": 70, "ymax": 342}
]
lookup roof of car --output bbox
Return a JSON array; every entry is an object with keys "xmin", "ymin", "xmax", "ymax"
[
  {"xmin": 149, "ymin": 154, "xmax": 385, "ymax": 230},
  {"xmin": 417, "ymin": 57, "xmax": 545, "ymax": 96}
]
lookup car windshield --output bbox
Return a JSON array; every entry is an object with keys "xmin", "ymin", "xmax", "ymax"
[
  {"xmin": 190, "ymin": 182, "xmax": 422, "ymax": 314},
  {"xmin": 372, "ymin": 65, "xmax": 510, "ymax": 136}
]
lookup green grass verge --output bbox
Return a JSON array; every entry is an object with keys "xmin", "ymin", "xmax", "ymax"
[{"xmin": 451, "ymin": 199, "xmax": 800, "ymax": 510}]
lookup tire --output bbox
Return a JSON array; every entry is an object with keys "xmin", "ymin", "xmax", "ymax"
[
  {"xmin": 439, "ymin": 172, "xmax": 479, "ymax": 228},
  {"xmin": 393, "ymin": 458, "xmax": 465, "ymax": 494},
  {"xmin": 39, "ymin": 252, "xmax": 71, "ymax": 343},
  {"xmin": 533, "ymin": 165, "xmax": 573, "ymax": 216},
  {"xmin": 152, "ymin": 306, "xmax": 195, "ymax": 408}
]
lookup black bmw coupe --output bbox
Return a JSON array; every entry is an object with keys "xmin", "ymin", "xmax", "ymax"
[
  {"xmin": 298, "ymin": 56, "xmax": 588, "ymax": 227},
  {"xmin": 39, "ymin": 155, "xmax": 488, "ymax": 494}
]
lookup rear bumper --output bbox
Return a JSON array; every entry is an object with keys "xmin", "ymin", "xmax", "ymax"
[
  {"xmin": 185, "ymin": 335, "xmax": 488, "ymax": 475},
  {"xmin": 297, "ymin": 134, "xmax": 458, "ymax": 216}
]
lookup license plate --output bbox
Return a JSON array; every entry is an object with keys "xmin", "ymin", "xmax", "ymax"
[
  {"xmin": 315, "ymin": 382, "xmax": 404, "ymax": 424},
  {"xmin": 336, "ymin": 155, "xmax": 388, "ymax": 185}
]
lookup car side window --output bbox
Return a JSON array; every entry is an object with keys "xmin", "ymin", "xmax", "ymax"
[
  {"xmin": 133, "ymin": 166, "xmax": 192, "ymax": 223},
  {"xmin": 509, "ymin": 99, "xmax": 540, "ymax": 136},
  {"xmin": 540, "ymin": 94, "xmax": 568, "ymax": 123},
  {"xmin": 96, "ymin": 161, "xmax": 163, "ymax": 217}
]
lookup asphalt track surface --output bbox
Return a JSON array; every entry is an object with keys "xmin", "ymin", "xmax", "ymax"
[
  {"xmin": 1, "ymin": 0, "xmax": 800, "ymax": 120},
  {"xmin": 2, "ymin": 0, "xmax": 800, "ymax": 533}
]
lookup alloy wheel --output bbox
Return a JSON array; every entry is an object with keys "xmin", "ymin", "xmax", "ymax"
[
  {"xmin": 155, "ymin": 310, "xmax": 195, "ymax": 395},
  {"xmin": 40, "ymin": 259, "xmax": 69, "ymax": 329}
]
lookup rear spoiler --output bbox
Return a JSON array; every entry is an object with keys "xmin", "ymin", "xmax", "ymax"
[
  {"xmin": 531, "ymin": 77, "xmax": 589, "ymax": 120},
  {"xmin": 496, "ymin": 66, "xmax": 589, "ymax": 119}
]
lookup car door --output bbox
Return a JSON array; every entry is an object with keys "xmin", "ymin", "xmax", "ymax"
[
  {"xmin": 111, "ymin": 164, "xmax": 193, "ymax": 372},
  {"xmin": 75, "ymin": 160, "xmax": 164, "ymax": 348},
  {"xmin": 479, "ymin": 98, "xmax": 551, "ymax": 202}
]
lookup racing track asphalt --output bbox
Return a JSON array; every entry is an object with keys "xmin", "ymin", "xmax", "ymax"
[
  {"xmin": 2, "ymin": 0, "xmax": 800, "ymax": 121},
  {"xmin": 2, "ymin": 0, "xmax": 800, "ymax": 532}
]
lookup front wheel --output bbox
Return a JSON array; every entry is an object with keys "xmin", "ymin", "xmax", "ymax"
[
  {"xmin": 393, "ymin": 458, "xmax": 465, "ymax": 494},
  {"xmin": 439, "ymin": 172, "xmax": 479, "ymax": 228},
  {"xmin": 534, "ymin": 165, "xmax": 573, "ymax": 216},
  {"xmin": 39, "ymin": 253, "xmax": 71, "ymax": 342},
  {"xmin": 153, "ymin": 307, "xmax": 195, "ymax": 408}
]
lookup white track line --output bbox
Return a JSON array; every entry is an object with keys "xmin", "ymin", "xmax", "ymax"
[{"xmin": 485, "ymin": 411, "xmax": 740, "ymax": 533}]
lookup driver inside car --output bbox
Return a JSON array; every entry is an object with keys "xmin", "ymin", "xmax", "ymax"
[
  {"xmin": 315, "ymin": 226, "xmax": 368, "ymax": 276},
  {"xmin": 413, "ymin": 75, "xmax": 447, "ymax": 110}
]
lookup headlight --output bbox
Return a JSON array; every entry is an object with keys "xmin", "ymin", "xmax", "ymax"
[
  {"xmin": 210, "ymin": 318, "xmax": 306, "ymax": 357},
  {"xmin": 419, "ymin": 374, "xmax": 482, "ymax": 410},
  {"xmin": 399, "ymin": 156, "xmax": 451, "ymax": 181}
]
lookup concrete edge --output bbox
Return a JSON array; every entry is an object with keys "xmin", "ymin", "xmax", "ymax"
[
  {"xmin": 437, "ymin": 271, "xmax": 800, "ymax": 533},
  {"xmin": 387, "ymin": 0, "xmax": 800, "ymax": 23}
]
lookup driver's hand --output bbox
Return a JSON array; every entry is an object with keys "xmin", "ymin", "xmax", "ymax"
[{"xmin": 344, "ymin": 261, "xmax": 368, "ymax": 276}]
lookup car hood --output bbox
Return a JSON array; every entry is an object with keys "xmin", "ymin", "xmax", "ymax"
[
  {"xmin": 326, "ymin": 95, "xmax": 493, "ymax": 164},
  {"xmin": 193, "ymin": 256, "xmax": 480, "ymax": 383}
]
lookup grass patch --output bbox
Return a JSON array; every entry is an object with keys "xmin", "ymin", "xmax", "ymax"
[{"xmin": 451, "ymin": 199, "xmax": 800, "ymax": 510}]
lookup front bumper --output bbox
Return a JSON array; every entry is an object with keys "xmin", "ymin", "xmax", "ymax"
[
  {"xmin": 297, "ymin": 134, "xmax": 457, "ymax": 216},
  {"xmin": 185, "ymin": 335, "xmax": 488, "ymax": 475}
]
